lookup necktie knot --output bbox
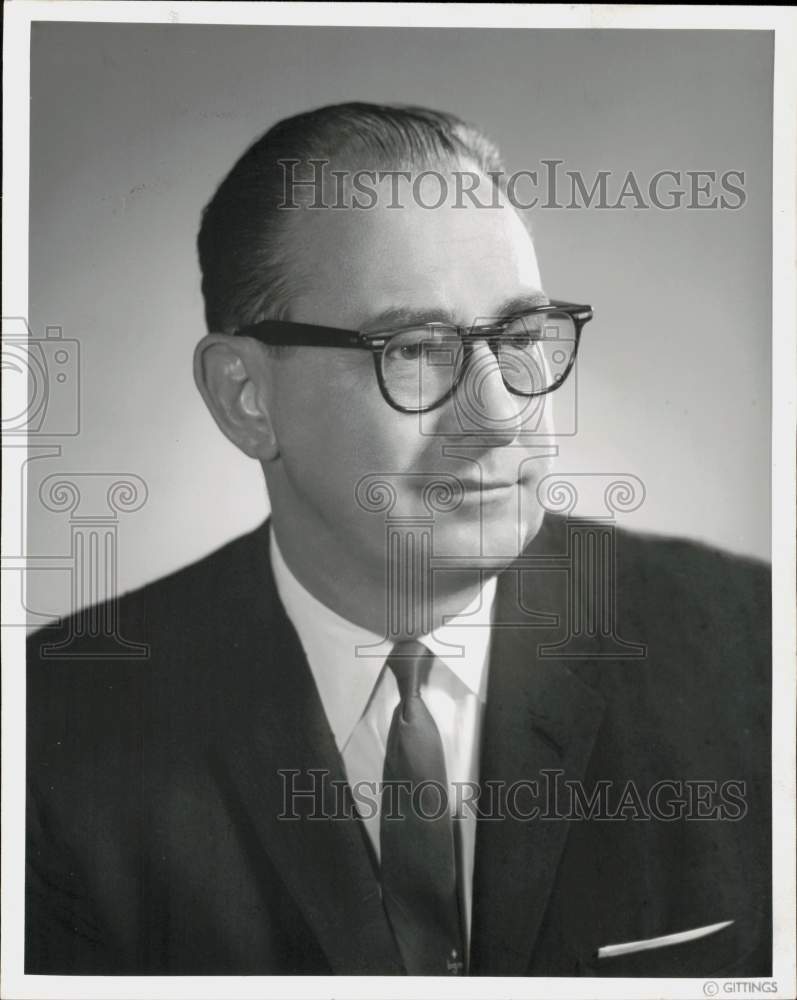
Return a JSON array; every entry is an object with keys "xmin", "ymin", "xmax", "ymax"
[{"xmin": 386, "ymin": 640, "xmax": 433, "ymax": 702}]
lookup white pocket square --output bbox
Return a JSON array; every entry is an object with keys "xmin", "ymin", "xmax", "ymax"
[{"xmin": 597, "ymin": 920, "xmax": 734, "ymax": 959}]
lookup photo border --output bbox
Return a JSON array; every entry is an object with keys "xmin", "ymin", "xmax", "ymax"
[{"xmin": 3, "ymin": 4, "xmax": 795, "ymax": 999}]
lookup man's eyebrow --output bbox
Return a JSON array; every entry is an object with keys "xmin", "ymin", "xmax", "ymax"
[
  {"xmin": 492, "ymin": 292, "xmax": 550, "ymax": 319},
  {"xmin": 360, "ymin": 292, "xmax": 550, "ymax": 333},
  {"xmin": 360, "ymin": 305, "xmax": 456, "ymax": 332}
]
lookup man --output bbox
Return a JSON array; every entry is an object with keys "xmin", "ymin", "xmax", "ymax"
[{"xmin": 26, "ymin": 103, "xmax": 771, "ymax": 977}]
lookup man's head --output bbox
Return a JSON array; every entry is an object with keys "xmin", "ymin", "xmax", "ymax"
[
  {"xmin": 196, "ymin": 103, "xmax": 511, "ymax": 332},
  {"xmin": 194, "ymin": 103, "xmax": 559, "ymax": 626}
]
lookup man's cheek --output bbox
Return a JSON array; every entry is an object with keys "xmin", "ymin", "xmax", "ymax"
[{"xmin": 523, "ymin": 398, "xmax": 555, "ymax": 438}]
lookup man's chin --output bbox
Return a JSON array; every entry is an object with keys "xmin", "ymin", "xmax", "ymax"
[{"xmin": 433, "ymin": 503, "xmax": 545, "ymax": 571}]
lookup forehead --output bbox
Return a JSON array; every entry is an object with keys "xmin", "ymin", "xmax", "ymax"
[{"xmin": 288, "ymin": 173, "xmax": 543, "ymax": 328}]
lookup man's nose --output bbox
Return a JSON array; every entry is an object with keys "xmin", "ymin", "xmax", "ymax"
[{"xmin": 448, "ymin": 339, "xmax": 523, "ymax": 444}]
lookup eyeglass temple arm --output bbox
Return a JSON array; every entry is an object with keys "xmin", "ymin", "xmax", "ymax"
[
  {"xmin": 548, "ymin": 299, "xmax": 593, "ymax": 322},
  {"xmin": 234, "ymin": 319, "xmax": 362, "ymax": 346}
]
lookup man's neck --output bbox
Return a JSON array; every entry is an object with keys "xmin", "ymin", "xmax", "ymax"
[{"xmin": 269, "ymin": 511, "xmax": 492, "ymax": 640}]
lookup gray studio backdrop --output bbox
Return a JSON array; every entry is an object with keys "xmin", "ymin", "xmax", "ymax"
[{"xmin": 25, "ymin": 23, "xmax": 772, "ymax": 623}]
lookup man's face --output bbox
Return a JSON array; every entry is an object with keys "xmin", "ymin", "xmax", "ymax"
[{"xmin": 263, "ymin": 170, "xmax": 555, "ymax": 574}]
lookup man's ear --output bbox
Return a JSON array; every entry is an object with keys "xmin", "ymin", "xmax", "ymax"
[{"xmin": 193, "ymin": 334, "xmax": 280, "ymax": 461}]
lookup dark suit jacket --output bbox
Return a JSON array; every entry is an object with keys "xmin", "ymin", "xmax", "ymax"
[{"xmin": 25, "ymin": 513, "xmax": 771, "ymax": 976}]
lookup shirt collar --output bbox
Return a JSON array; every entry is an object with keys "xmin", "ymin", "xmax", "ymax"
[{"xmin": 270, "ymin": 530, "xmax": 496, "ymax": 752}]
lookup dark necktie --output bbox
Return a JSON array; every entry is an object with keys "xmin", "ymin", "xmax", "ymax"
[{"xmin": 380, "ymin": 640, "xmax": 465, "ymax": 975}]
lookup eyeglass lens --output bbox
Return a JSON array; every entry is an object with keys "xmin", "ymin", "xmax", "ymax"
[{"xmin": 379, "ymin": 312, "xmax": 577, "ymax": 410}]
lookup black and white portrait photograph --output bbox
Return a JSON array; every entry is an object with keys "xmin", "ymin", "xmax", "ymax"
[{"xmin": 2, "ymin": 4, "xmax": 795, "ymax": 999}]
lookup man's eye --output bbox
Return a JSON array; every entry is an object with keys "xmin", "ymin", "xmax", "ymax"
[
  {"xmin": 399, "ymin": 342, "xmax": 424, "ymax": 360},
  {"xmin": 502, "ymin": 316, "xmax": 544, "ymax": 349},
  {"xmin": 386, "ymin": 328, "xmax": 455, "ymax": 366},
  {"xmin": 503, "ymin": 331, "xmax": 532, "ymax": 349}
]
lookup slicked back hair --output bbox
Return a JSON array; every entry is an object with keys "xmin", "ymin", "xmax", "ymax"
[{"xmin": 197, "ymin": 102, "xmax": 507, "ymax": 333}]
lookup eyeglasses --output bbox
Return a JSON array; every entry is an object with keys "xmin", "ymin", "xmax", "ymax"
[{"xmin": 233, "ymin": 299, "xmax": 592, "ymax": 414}]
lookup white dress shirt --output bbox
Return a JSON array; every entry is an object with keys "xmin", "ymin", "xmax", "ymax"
[{"xmin": 270, "ymin": 532, "xmax": 496, "ymax": 947}]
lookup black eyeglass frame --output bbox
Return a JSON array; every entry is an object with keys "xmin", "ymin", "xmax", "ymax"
[{"xmin": 233, "ymin": 299, "xmax": 593, "ymax": 414}]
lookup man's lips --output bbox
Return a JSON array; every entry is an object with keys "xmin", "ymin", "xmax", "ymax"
[
  {"xmin": 460, "ymin": 478, "xmax": 516, "ymax": 491},
  {"xmin": 455, "ymin": 471, "xmax": 538, "ymax": 494},
  {"xmin": 410, "ymin": 468, "xmax": 537, "ymax": 496}
]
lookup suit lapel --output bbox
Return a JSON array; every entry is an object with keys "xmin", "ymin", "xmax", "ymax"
[
  {"xmin": 209, "ymin": 521, "xmax": 402, "ymax": 975},
  {"xmin": 469, "ymin": 516, "xmax": 606, "ymax": 975}
]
